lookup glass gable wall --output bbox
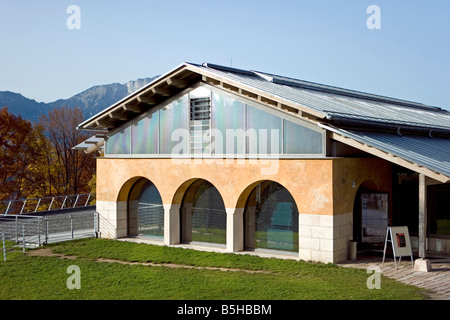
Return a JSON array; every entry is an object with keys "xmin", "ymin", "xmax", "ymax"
[{"xmin": 105, "ymin": 85, "xmax": 324, "ymax": 157}]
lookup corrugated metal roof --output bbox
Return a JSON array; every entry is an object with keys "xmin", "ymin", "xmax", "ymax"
[
  {"xmin": 75, "ymin": 62, "xmax": 450, "ymax": 180},
  {"xmin": 322, "ymin": 125, "xmax": 450, "ymax": 179},
  {"xmin": 195, "ymin": 63, "xmax": 450, "ymax": 131}
]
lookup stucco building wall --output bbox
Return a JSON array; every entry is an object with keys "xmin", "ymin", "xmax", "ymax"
[{"xmin": 95, "ymin": 156, "xmax": 392, "ymax": 263}]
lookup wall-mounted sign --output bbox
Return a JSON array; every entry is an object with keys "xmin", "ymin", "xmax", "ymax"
[{"xmin": 382, "ymin": 226, "xmax": 414, "ymax": 269}]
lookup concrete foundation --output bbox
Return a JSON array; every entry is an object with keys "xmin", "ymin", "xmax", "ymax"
[{"xmin": 414, "ymin": 259, "xmax": 432, "ymax": 272}]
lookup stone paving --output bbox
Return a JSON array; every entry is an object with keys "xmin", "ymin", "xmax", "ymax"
[{"xmin": 337, "ymin": 252, "xmax": 450, "ymax": 300}]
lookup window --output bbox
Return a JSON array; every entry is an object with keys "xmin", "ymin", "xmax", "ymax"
[
  {"xmin": 283, "ymin": 119, "xmax": 323, "ymax": 154},
  {"xmin": 428, "ymin": 184, "xmax": 450, "ymax": 236},
  {"xmin": 105, "ymin": 127, "xmax": 130, "ymax": 154},
  {"xmin": 137, "ymin": 181, "xmax": 164, "ymax": 238},
  {"xmin": 159, "ymin": 96, "xmax": 189, "ymax": 155},
  {"xmin": 244, "ymin": 181, "xmax": 299, "ymax": 252},
  {"xmin": 190, "ymin": 97, "xmax": 211, "ymax": 155},
  {"xmin": 211, "ymin": 91, "xmax": 246, "ymax": 155},
  {"xmin": 128, "ymin": 179, "xmax": 164, "ymax": 239},
  {"xmin": 131, "ymin": 110, "xmax": 159, "ymax": 154},
  {"xmin": 181, "ymin": 180, "xmax": 227, "ymax": 245},
  {"xmin": 246, "ymin": 105, "xmax": 282, "ymax": 155}
]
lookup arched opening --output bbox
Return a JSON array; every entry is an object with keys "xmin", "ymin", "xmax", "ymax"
[
  {"xmin": 180, "ymin": 179, "xmax": 227, "ymax": 246},
  {"xmin": 128, "ymin": 178, "xmax": 164, "ymax": 240},
  {"xmin": 244, "ymin": 181, "xmax": 299, "ymax": 253}
]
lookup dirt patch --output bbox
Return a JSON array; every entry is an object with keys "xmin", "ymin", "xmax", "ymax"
[
  {"xmin": 26, "ymin": 248, "xmax": 78, "ymax": 260},
  {"xmin": 26, "ymin": 248, "xmax": 271, "ymax": 274},
  {"xmin": 96, "ymin": 258, "xmax": 271, "ymax": 274}
]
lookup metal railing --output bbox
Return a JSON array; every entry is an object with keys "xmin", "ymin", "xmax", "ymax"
[
  {"xmin": 0, "ymin": 208, "xmax": 98, "ymax": 249},
  {"xmin": 0, "ymin": 193, "xmax": 95, "ymax": 215}
]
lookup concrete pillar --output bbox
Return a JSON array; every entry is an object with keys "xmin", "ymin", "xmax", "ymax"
[
  {"xmin": 116, "ymin": 201, "xmax": 128, "ymax": 238},
  {"xmin": 164, "ymin": 203, "xmax": 180, "ymax": 245},
  {"xmin": 96, "ymin": 200, "xmax": 126, "ymax": 239},
  {"xmin": 226, "ymin": 208, "xmax": 244, "ymax": 252},
  {"xmin": 418, "ymin": 173, "xmax": 427, "ymax": 259}
]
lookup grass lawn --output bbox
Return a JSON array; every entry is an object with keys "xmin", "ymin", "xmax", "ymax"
[{"xmin": 0, "ymin": 238, "xmax": 428, "ymax": 300}]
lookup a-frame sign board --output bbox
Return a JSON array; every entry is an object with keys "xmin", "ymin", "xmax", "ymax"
[{"xmin": 382, "ymin": 226, "xmax": 414, "ymax": 269}]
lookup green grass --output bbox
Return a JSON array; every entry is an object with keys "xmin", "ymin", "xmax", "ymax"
[{"xmin": 0, "ymin": 238, "xmax": 428, "ymax": 300}]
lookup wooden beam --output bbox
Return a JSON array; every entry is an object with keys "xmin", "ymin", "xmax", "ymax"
[
  {"xmin": 221, "ymin": 82, "xmax": 240, "ymax": 93},
  {"xmin": 108, "ymin": 112, "xmax": 128, "ymax": 121},
  {"xmin": 166, "ymin": 78, "xmax": 189, "ymax": 88},
  {"xmin": 260, "ymin": 96, "xmax": 278, "ymax": 107},
  {"xmin": 122, "ymin": 103, "xmax": 143, "ymax": 113},
  {"xmin": 97, "ymin": 118, "xmax": 112, "ymax": 127},
  {"xmin": 151, "ymin": 87, "xmax": 171, "ymax": 96},
  {"xmin": 281, "ymin": 104, "xmax": 299, "ymax": 114},
  {"xmin": 202, "ymin": 75, "xmax": 220, "ymax": 86},
  {"xmin": 136, "ymin": 96, "xmax": 157, "ymax": 104},
  {"xmin": 85, "ymin": 139, "xmax": 104, "ymax": 155},
  {"xmin": 418, "ymin": 173, "xmax": 427, "ymax": 259},
  {"xmin": 241, "ymin": 89, "xmax": 258, "ymax": 100}
]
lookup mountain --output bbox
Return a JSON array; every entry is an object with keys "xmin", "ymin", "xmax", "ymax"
[
  {"xmin": 0, "ymin": 91, "xmax": 50, "ymax": 121},
  {"xmin": 0, "ymin": 76, "xmax": 159, "ymax": 122}
]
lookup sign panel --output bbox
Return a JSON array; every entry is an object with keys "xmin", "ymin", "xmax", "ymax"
[
  {"xmin": 390, "ymin": 226, "xmax": 412, "ymax": 258},
  {"xmin": 382, "ymin": 226, "xmax": 414, "ymax": 269}
]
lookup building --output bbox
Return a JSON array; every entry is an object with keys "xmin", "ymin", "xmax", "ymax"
[{"xmin": 76, "ymin": 62, "xmax": 450, "ymax": 264}]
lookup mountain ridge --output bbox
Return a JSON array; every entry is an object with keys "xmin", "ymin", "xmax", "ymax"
[{"xmin": 0, "ymin": 76, "xmax": 159, "ymax": 121}]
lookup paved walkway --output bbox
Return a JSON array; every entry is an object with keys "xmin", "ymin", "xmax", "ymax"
[{"xmin": 338, "ymin": 252, "xmax": 450, "ymax": 300}]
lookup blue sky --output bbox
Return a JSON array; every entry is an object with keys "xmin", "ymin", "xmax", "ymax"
[{"xmin": 0, "ymin": 0, "xmax": 449, "ymax": 110}]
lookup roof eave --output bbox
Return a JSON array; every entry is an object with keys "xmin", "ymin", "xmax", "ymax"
[
  {"xmin": 77, "ymin": 62, "xmax": 328, "ymax": 132},
  {"xmin": 77, "ymin": 62, "xmax": 199, "ymax": 131}
]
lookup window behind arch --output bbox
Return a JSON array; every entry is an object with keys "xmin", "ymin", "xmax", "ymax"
[{"xmin": 137, "ymin": 180, "xmax": 164, "ymax": 239}]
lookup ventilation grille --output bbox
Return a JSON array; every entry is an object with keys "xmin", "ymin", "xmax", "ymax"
[{"xmin": 190, "ymin": 98, "xmax": 211, "ymax": 120}]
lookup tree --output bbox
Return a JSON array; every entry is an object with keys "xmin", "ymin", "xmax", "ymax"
[
  {"xmin": 38, "ymin": 106, "xmax": 96, "ymax": 196},
  {"xmin": 0, "ymin": 107, "xmax": 39, "ymax": 200}
]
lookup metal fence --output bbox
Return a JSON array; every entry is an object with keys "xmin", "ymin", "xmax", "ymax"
[
  {"xmin": 0, "ymin": 206, "xmax": 98, "ymax": 249},
  {"xmin": 0, "ymin": 193, "xmax": 95, "ymax": 215}
]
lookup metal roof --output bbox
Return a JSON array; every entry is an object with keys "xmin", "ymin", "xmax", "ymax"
[
  {"xmin": 195, "ymin": 63, "xmax": 450, "ymax": 131},
  {"xmin": 77, "ymin": 62, "xmax": 450, "ymax": 132},
  {"xmin": 75, "ymin": 62, "xmax": 450, "ymax": 181},
  {"xmin": 322, "ymin": 124, "xmax": 450, "ymax": 182}
]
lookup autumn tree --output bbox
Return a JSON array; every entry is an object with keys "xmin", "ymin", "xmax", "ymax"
[
  {"xmin": 38, "ymin": 106, "xmax": 96, "ymax": 196},
  {"xmin": 0, "ymin": 107, "xmax": 40, "ymax": 201}
]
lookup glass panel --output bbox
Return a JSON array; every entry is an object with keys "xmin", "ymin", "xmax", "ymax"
[
  {"xmin": 283, "ymin": 119, "xmax": 323, "ymax": 154},
  {"xmin": 183, "ymin": 180, "xmax": 226, "ymax": 245},
  {"xmin": 159, "ymin": 96, "xmax": 189, "ymax": 155},
  {"xmin": 211, "ymin": 91, "xmax": 246, "ymax": 155},
  {"xmin": 138, "ymin": 181, "xmax": 164, "ymax": 238},
  {"xmin": 245, "ymin": 181, "xmax": 299, "ymax": 252},
  {"xmin": 428, "ymin": 183, "xmax": 450, "ymax": 236},
  {"xmin": 246, "ymin": 106, "xmax": 282, "ymax": 155},
  {"xmin": 105, "ymin": 127, "xmax": 131, "ymax": 154},
  {"xmin": 131, "ymin": 110, "xmax": 159, "ymax": 154},
  {"xmin": 190, "ymin": 120, "xmax": 211, "ymax": 155}
]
